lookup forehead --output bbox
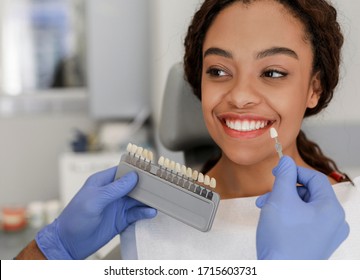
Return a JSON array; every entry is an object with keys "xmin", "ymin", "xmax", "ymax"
[{"xmin": 203, "ymin": 0, "xmax": 311, "ymax": 57}]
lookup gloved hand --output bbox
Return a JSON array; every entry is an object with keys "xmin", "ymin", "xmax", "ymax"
[
  {"xmin": 36, "ymin": 167, "xmax": 157, "ymax": 260},
  {"xmin": 256, "ymin": 156, "xmax": 349, "ymax": 260}
]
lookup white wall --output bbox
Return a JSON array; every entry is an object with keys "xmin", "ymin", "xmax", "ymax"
[
  {"xmin": 0, "ymin": 110, "xmax": 94, "ymax": 207},
  {"xmin": 150, "ymin": 0, "xmax": 202, "ymax": 126}
]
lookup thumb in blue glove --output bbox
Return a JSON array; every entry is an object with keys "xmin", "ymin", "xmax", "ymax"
[
  {"xmin": 36, "ymin": 167, "xmax": 157, "ymax": 259},
  {"xmin": 256, "ymin": 156, "xmax": 349, "ymax": 260}
]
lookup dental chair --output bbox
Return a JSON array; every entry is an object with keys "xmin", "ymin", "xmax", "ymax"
[{"xmin": 159, "ymin": 62, "xmax": 220, "ymax": 171}]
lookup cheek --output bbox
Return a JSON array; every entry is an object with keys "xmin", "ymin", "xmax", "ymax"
[
  {"xmin": 201, "ymin": 82, "xmax": 223, "ymax": 117},
  {"xmin": 272, "ymin": 92, "xmax": 308, "ymax": 145}
]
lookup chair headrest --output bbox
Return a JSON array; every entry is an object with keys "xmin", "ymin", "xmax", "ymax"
[{"xmin": 159, "ymin": 63, "xmax": 215, "ymax": 151}]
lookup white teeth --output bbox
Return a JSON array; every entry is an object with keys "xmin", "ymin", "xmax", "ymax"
[{"xmin": 225, "ymin": 119, "xmax": 269, "ymax": 132}]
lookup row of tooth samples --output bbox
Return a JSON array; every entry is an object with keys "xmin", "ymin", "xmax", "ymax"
[
  {"xmin": 158, "ymin": 156, "xmax": 216, "ymax": 189},
  {"xmin": 126, "ymin": 143, "xmax": 216, "ymax": 190},
  {"xmin": 126, "ymin": 143, "xmax": 154, "ymax": 162}
]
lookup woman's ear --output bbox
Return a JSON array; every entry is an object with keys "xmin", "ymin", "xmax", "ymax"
[{"xmin": 307, "ymin": 71, "xmax": 322, "ymax": 109}]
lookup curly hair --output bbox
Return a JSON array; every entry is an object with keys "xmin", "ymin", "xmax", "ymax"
[{"xmin": 183, "ymin": 0, "xmax": 350, "ymax": 182}]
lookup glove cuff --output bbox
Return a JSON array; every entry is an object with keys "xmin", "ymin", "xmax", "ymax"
[{"xmin": 35, "ymin": 219, "xmax": 73, "ymax": 260}]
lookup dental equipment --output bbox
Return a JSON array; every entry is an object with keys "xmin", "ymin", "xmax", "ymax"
[
  {"xmin": 115, "ymin": 143, "xmax": 220, "ymax": 232},
  {"xmin": 270, "ymin": 127, "xmax": 283, "ymax": 158}
]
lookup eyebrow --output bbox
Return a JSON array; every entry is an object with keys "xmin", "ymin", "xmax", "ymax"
[
  {"xmin": 203, "ymin": 47, "xmax": 233, "ymax": 58},
  {"xmin": 203, "ymin": 46, "xmax": 298, "ymax": 60},
  {"xmin": 256, "ymin": 47, "xmax": 298, "ymax": 60}
]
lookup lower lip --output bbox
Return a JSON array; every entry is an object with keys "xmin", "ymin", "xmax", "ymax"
[{"xmin": 221, "ymin": 122, "xmax": 270, "ymax": 139}]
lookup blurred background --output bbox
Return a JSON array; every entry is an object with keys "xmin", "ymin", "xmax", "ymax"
[{"xmin": 0, "ymin": 0, "xmax": 359, "ymax": 259}]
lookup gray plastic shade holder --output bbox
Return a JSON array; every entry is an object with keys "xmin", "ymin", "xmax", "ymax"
[{"xmin": 115, "ymin": 153, "xmax": 220, "ymax": 232}]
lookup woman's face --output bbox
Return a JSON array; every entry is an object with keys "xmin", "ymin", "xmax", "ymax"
[{"xmin": 201, "ymin": 0, "xmax": 321, "ymax": 165}]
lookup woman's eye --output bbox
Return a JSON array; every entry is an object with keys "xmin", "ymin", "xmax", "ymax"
[
  {"xmin": 262, "ymin": 70, "xmax": 287, "ymax": 78},
  {"xmin": 206, "ymin": 68, "xmax": 228, "ymax": 77}
]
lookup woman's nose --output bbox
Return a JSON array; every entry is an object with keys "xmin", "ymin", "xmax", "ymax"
[{"xmin": 226, "ymin": 77, "xmax": 262, "ymax": 108}]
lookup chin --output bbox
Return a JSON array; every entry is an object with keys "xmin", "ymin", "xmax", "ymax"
[{"xmin": 221, "ymin": 145, "xmax": 274, "ymax": 167}]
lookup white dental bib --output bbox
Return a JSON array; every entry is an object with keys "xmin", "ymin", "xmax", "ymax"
[{"xmin": 120, "ymin": 178, "xmax": 360, "ymax": 260}]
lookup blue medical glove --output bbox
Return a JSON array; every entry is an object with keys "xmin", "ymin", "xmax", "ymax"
[
  {"xmin": 35, "ymin": 167, "xmax": 157, "ymax": 260},
  {"xmin": 256, "ymin": 156, "xmax": 349, "ymax": 260}
]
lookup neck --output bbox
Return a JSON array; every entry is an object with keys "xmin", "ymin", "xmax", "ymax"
[{"xmin": 207, "ymin": 146, "xmax": 309, "ymax": 199}]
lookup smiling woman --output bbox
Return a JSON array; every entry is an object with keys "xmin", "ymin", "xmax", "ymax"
[
  {"xmin": 117, "ymin": 0, "xmax": 360, "ymax": 260},
  {"xmin": 199, "ymin": 0, "xmax": 324, "ymax": 197},
  {"xmin": 184, "ymin": 0, "xmax": 350, "ymax": 198}
]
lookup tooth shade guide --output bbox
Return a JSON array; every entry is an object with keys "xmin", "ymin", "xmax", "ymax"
[
  {"xmin": 175, "ymin": 163, "xmax": 181, "ymax": 174},
  {"xmin": 158, "ymin": 156, "xmax": 165, "ymax": 166},
  {"xmin": 169, "ymin": 160, "xmax": 176, "ymax": 172},
  {"xmin": 147, "ymin": 151, "xmax": 154, "ymax": 162},
  {"xmin": 270, "ymin": 127, "xmax": 278, "ymax": 138},
  {"xmin": 164, "ymin": 158, "xmax": 170, "ymax": 169},
  {"xmin": 136, "ymin": 146, "xmax": 143, "ymax": 156},
  {"xmin": 186, "ymin": 167, "xmax": 193, "ymax": 178},
  {"xmin": 181, "ymin": 165, "xmax": 187, "ymax": 176},
  {"xmin": 124, "ymin": 142, "xmax": 218, "ymax": 197},
  {"xmin": 141, "ymin": 149, "xmax": 148, "ymax": 160},
  {"xmin": 198, "ymin": 173, "xmax": 204, "ymax": 183},
  {"xmin": 117, "ymin": 147, "xmax": 220, "ymax": 231},
  {"xmin": 126, "ymin": 143, "xmax": 133, "ymax": 153},
  {"xmin": 210, "ymin": 178, "xmax": 216, "ymax": 189}
]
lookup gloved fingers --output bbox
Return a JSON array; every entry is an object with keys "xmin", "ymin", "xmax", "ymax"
[
  {"xmin": 269, "ymin": 156, "xmax": 299, "ymax": 202},
  {"xmin": 255, "ymin": 192, "xmax": 271, "ymax": 208},
  {"xmin": 84, "ymin": 166, "xmax": 118, "ymax": 187},
  {"xmin": 296, "ymin": 185, "xmax": 311, "ymax": 202},
  {"xmin": 94, "ymin": 171, "xmax": 139, "ymax": 209},
  {"xmin": 296, "ymin": 166, "xmax": 335, "ymax": 201},
  {"xmin": 125, "ymin": 207, "xmax": 157, "ymax": 225}
]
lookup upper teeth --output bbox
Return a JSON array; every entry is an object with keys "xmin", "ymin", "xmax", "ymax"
[{"xmin": 225, "ymin": 120, "xmax": 269, "ymax": 132}]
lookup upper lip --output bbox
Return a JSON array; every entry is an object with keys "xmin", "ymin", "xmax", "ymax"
[{"xmin": 217, "ymin": 112, "xmax": 276, "ymax": 123}]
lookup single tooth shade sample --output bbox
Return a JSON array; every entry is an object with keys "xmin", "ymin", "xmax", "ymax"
[
  {"xmin": 158, "ymin": 156, "xmax": 165, "ymax": 166},
  {"xmin": 204, "ymin": 175, "xmax": 210, "ymax": 185},
  {"xmin": 131, "ymin": 144, "xmax": 138, "ymax": 154},
  {"xmin": 198, "ymin": 173, "xmax": 204, "ymax": 183},
  {"xmin": 210, "ymin": 177, "xmax": 216, "ymax": 188},
  {"xmin": 270, "ymin": 127, "xmax": 278, "ymax": 138}
]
